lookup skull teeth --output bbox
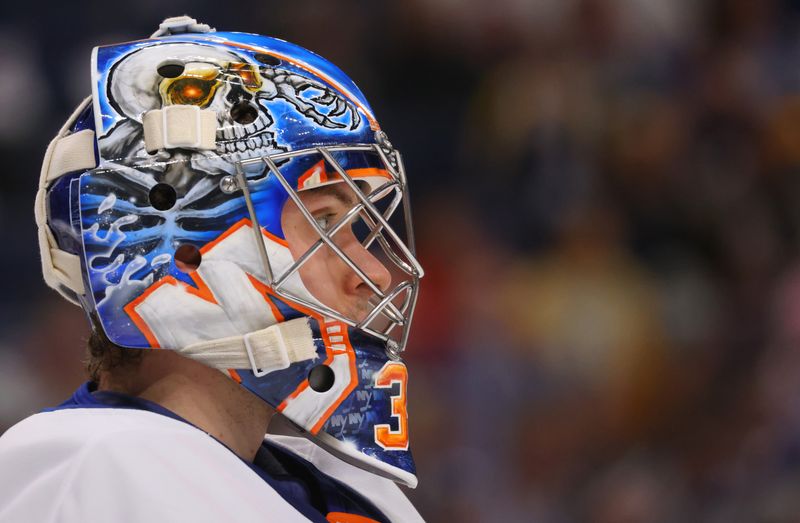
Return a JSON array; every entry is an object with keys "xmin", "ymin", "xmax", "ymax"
[
  {"xmin": 216, "ymin": 131, "xmax": 277, "ymax": 160},
  {"xmin": 217, "ymin": 121, "xmax": 269, "ymax": 143},
  {"xmin": 215, "ymin": 106, "xmax": 277, "ymax": 161}
]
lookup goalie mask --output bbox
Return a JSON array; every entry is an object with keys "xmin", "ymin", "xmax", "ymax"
[{"xmin": 35, "ymin": 17, "xmax": 423, "ymax": 487}]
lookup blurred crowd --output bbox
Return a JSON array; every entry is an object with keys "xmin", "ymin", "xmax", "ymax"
[{"xmin": 3, "ymin": 0, "xmax": 800, "ymax": 521}]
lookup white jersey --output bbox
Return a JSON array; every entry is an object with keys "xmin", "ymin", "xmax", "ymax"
[{"xmin": 0, "ymin": 407, "xmax": 423, "ymax": 522}]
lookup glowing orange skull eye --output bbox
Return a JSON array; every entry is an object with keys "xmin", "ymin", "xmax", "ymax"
[
  {"xmin": 165, "ymin": 78, "xmax": 219, "ymax": 106},
  {"xmin": 226, "ymin": 63, "xmax": 262, "ymax": 90}
]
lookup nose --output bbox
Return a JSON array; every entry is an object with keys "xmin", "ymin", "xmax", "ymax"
[{"xmin": 342, "ymin": 234, "xmax": 392, "ymax": 297}]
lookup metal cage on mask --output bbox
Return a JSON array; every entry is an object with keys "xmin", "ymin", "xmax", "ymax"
[{"xmin": 228, "ymin": 133, "xmax": 423, "ymax": 360}]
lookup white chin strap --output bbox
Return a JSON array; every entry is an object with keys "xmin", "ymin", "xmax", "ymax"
[{"xmin": 177, "ymin": 316, "xmax": 318, "ymax": 376}]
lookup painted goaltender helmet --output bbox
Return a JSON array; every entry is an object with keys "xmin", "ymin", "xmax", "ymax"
[{"xmin": 35, "ymin": 17, "xmax": 423, "ymax": 487}]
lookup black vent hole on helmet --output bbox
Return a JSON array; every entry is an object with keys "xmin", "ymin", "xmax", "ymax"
[
  {"xmin": 157, "ymin": 62, "xmax": 185, "ymax": 78},
  {"xmin": 230, "ymin": 101, "xmax": 259, "ymax": 125},
  {"xmin": 308, "ymin": 365, "xmax": 335, "ymax": 393},
  {"xmin": 149, "ymin": 183, "xmax": 177, "ymax": 211},
  {"xmin": 174, "ymin": 244, "xmax": 202, "ymax": 273},
  {"xmin": 254, "ymin": 53, "xmax": 280, "ymax": 66}
]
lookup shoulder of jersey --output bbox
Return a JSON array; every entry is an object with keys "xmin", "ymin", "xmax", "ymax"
[{"xmin": 0, "ymin": 409, "xmax": 313, "ymax": 522}]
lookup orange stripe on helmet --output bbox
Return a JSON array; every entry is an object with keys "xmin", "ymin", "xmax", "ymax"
[{"xmin": 308, "ymin": 320, "xmax": 359, "ymax": 434}]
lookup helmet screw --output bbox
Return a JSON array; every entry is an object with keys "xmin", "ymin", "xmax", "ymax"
[
  {"xmin": 374, "ymin": 130, "xmax": 400, "ymax": 172},
  {"xmin": 375, "ymin": 130, "xmax": 393, "ymax": 150},
  {"xmin": 219, "ymin": 175, "xmax": 240, "ymax": 194},
  {"xmin": 385, "ymin": 340, "xmax": 402, "ymax": 361}
]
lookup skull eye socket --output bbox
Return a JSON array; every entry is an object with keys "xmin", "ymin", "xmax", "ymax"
[
  {"xmin": 166, "ymin": 78, "xmax": 219, "ymax": 106},
  {"xmin": 226, "ymin": 63, "xmax": 262, "ymax": 90},
  {"xmin": 230, "ymin": 101, "xmax": 259, "ymax": 124},
  {"xmin": 157, "ymin": 62, "xmax": 185, "ymax": 78}
]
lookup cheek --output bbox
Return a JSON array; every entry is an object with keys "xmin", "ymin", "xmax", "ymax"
[
  {"xmin": 299, "ymin": 245, "xmax": 345, "ymax": 282},
  {"xmin": 281, "ymin": 206, "xmax": 351, "ymax": 307},
  {"xmin": 284, "ymin": 223, "xmax": 306, "ymax": 260},
  {"xmin": 281, "ymin": 210, "xmax": 312, "ymax": 259},
  {"xmin": 282, "ymin": 214, "xmax": 336, "ymax": 293},
  {"xmin": 296, "ymin": 247, "xmax": 345, "ymax": 304}
]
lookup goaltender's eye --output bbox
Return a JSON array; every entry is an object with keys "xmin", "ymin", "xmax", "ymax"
[{"xmin": 314, "ymin": 214, "xmax": 334, "ymax": 231}]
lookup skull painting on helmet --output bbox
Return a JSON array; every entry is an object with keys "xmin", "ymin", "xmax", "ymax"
[{"xmin": 99, "ymin": 41, "xmax": 364, "ymax": 186}]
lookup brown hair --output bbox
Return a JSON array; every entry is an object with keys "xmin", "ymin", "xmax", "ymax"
[{"xmin": 86, "ymin": 315, "xmax": 145, "ymax": 383}]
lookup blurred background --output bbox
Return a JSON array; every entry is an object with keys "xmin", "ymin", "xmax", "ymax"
[{"xmin": 4, "ymin": 0, "xmax": 800, "ymax": 521}]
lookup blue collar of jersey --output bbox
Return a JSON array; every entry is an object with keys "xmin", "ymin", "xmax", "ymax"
[{"xmin": 49, "ymin": 380, "xmax": 187, "ymax": 421}]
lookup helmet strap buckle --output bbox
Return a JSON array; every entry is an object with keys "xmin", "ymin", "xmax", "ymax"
[{"xmin": 150, "ymin": 16, "xmax": 214, "ymax": 38}]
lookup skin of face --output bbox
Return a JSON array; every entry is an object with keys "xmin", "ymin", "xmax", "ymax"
[{"xmin": 280, "ymin": 182, "xmax": 392, "ymax": 321}]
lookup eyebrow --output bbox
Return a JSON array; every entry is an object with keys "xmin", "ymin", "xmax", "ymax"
[{"xmin": 305, "ymin": 183, "xmax": 360, "ymax": 207}]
